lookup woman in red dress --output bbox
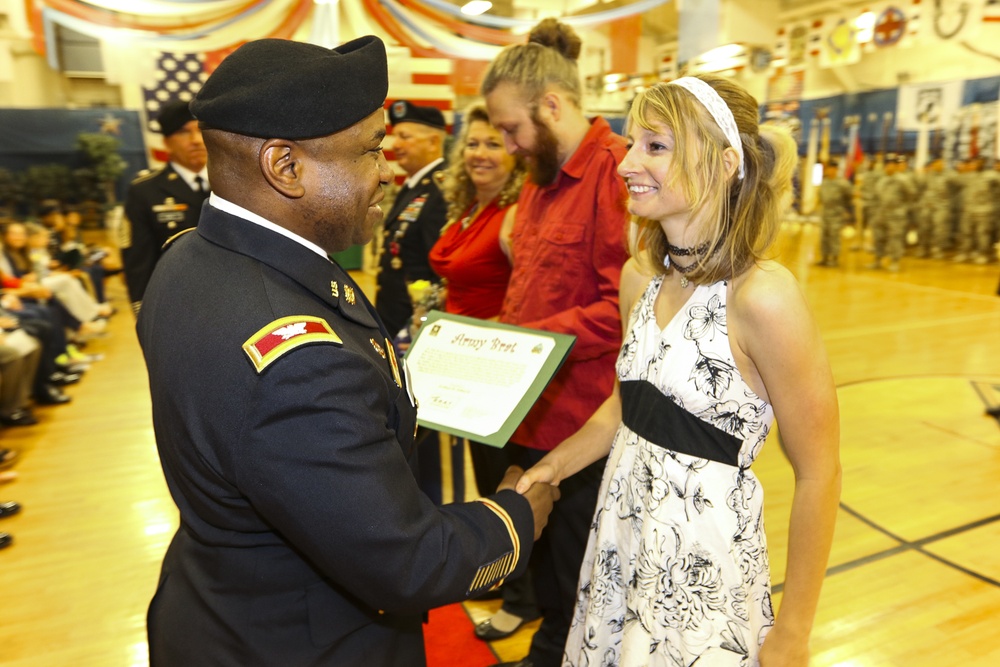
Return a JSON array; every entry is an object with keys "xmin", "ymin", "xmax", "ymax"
[{"xmin": 429, "ymin": 103, "xmax": 525, "ymax": 320}]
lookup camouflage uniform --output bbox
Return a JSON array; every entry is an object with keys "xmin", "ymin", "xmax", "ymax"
[
  {"xmin": 858, "ymin": 166, "xmax": 882, "ymax": 250},
  {"xmin": 919, "ymin": 168, "xmax": 961, "ymax": 258},
  {"xmin": 818, "ymin": 175, "xmax": 853, "ymax": 264},
  {"xmin": 955, "ymin": 168, "xmax": 1000, "ymax": 263},
  {"xmin": 873, "ymin": 167, "xmax": 917, "ymax": 269}
]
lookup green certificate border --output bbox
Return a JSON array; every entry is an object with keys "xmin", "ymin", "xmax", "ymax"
[{"xmin": 408, "ymin": 310, "xmax": 576, "ymax": 448}]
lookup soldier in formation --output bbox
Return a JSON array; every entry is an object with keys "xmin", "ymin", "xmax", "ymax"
[
  {"xmin": 855, "ymin": 158, "xmax": 882, "ymax": 252},
  {"xmin": 817, "ymin": 160, "xmax": 854, "ymax": 266},
  {"xmin": 954, "ymin": 157, "xmax": 999, "ymax": 264},
  {"xmin": 916, "ymin": 157, "xmax": 962, "ymax": 259},
  {"xmin": 870, "ymin": 156, "xmax": 916, "ymax": 272}
]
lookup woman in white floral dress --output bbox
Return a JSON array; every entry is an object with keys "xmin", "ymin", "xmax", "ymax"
[{"xmin": 515, "ymin": 75, "xmax": 842, "ymax": 667}]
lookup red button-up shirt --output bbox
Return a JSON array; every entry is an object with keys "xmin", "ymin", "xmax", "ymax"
[{"xmin": 501, "ymin": 117, "xmax": 629, "ymax": 450}]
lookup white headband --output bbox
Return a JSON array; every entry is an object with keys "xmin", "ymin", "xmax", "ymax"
[{"xmin": 669, "ymin": 77, "xmax": 745, "ymax": 180}]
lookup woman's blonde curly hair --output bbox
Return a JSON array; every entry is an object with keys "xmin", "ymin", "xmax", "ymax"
[{"xmin": 437, "ymin": 102, "xmax": 527, "ymax": 231}]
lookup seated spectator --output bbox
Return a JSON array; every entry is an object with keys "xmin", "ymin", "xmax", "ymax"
[
  {"xmin": 0, "ymin": 305, "xmax": 74, "ymax": 405},
  {"xmin": 47, "ymin": 206, "xmax": 120, "ymax": 304},
  {"xmin": 3, "ymin": 222, "xmax": 111, "ymax": 327},
  {"xmin": 0, "ymin": 331, "xmax": 41, "ymax": 426}
]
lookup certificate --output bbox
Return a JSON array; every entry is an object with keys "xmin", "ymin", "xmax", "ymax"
[{"xmin": 405, "ymin": 311, "xmax": 575, "ymax": 447}]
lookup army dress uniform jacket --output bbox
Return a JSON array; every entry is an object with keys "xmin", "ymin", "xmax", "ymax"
[
  {"xmin": 376, "ymin": 161, "xmax": 447, "ymax": 336},
  {"xmin": 138, "ymin": 204, "xmax": 532, "ymax": 667},
  {"xmin": 122, "ymin": 163, "xmax": 208, "ymax": 314}
]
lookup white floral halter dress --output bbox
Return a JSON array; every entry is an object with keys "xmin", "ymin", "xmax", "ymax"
[{"xmin": 564, "ymin": 275, "xmax": 775, "ymax": 667}]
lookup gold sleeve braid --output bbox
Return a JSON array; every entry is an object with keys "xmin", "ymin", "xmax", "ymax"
[
  {"xmin": 468, "ymin": 498, "xmax": 521, "ymax": 596},
  {"xmin": 119, "ymin": 215, "xmax": 133, "ymax": 250}
]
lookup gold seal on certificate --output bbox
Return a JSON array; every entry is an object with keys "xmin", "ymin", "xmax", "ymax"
[{"xmin": 405, "ymin": 311, "xmax": 575, "ymax": 447}]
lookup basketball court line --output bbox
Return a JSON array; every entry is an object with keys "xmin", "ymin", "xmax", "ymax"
[{"xmin": 773, "ymin": 506, "xmax": 1000, "ymax": 595}]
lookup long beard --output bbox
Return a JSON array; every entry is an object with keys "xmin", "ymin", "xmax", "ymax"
[{"xmin": 527, "ymin": 116, "xmax": 561, "ymax": 187}]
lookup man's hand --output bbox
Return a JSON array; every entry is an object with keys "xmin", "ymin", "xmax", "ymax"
[{"xmin": 497, "ymin": 465, "xmax": 559, "ymax": 541}]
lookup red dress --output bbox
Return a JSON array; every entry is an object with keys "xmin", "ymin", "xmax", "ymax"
[{"xmin": 428, "ymin": 199, "xmax": 512, "ymax": 319}]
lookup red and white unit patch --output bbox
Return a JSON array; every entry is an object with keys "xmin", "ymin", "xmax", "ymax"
[{"xmin": 242, "ymin": 316, "xmax": 342, "ymax": 373}]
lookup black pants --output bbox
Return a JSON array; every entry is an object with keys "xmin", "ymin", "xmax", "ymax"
[
  {"xmin": 17, "ymin": 316, "xmax": 60, "ymax": 399},
  {"xmin": 507, "ymin": 443, "xmax": 607, "ymax": 667}
]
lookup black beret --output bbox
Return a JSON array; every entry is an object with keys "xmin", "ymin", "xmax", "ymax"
[
  {"xmin": 157, "ymin": 100, "xmax": 195, "ymax": 137},
  {"xmin": 388, "ymin": 100, "xmax": 446, "ymax": 130},
  {"xmin": 191, "ymin": 36, "xmax": 388, "ymax": 140}
]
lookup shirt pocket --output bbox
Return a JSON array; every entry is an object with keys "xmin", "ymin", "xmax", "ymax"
[{"xmin": 536, "ymin": 221, "xmax": 588, "ymax": 293}]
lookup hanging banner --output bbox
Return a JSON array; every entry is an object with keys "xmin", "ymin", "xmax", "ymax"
[
  {"xmin": 896, "ymin": 80, "xmax": 964, "ymax": 130},
  {"xmin": 819, "ymin": 15, "xmax": 861, "ymax": 68}
]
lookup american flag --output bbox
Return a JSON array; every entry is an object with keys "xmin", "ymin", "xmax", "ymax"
[
  {"xmin": 142, "ymin": 52, "xmax": 208, "ymax": 134},
  {"xmin": 141, "ymin": 48, "xmax": 237, "ymax": 134}
]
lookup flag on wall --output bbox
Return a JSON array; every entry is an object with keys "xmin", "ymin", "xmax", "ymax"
[
  {"xmin": 896, "ymin": 80, "xmax": 964, "ymax": 131},
  {"xmin": 141, "ymin": 48, "xmax": 239, "ymax": 133},
  {"xmin": 139, "ymin": 48, "xmax": 238, "ymax": 162},
  {"xmin": 872, "ymin": 6, "xmax": 908, "ymax": 47},
  {"xmin": 820, "ymin": 16, "xmax": 861, "ymax": 67},
  {"xmin": 786, "ymin": 23, "xmax": 810, "ymax": 67},
  {"xmin": 141, "ymin": 52, "xmax": 208, "ymax": 134},
  {"xmin": 767, "ymin": 69, "xmax": 805, "ymax": 103},
  {"xmin": 845, "ymin": 130, "xmax": 864, "ymax": 179}
]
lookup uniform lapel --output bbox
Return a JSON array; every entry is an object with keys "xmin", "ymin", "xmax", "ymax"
[{"xmin": 159, "ymin": 165, "xmax": 208, "ymax": 213}]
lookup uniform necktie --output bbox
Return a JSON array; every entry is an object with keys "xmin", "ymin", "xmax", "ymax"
[{"xmin": 193, "ymin": 175, "xmax": 205, "ymax": 193}]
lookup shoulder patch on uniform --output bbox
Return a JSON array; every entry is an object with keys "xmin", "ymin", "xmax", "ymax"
[
  {"xmin": 243, "ymin": 316, "xmax": 342, "ymax": 373},
  {"xmin": 161, "ymin": 227, "xmax": 196, "ymax": 252},
  {"xmin": 130, "ymin": 167, "xmax": 164, "ymax": 185}
]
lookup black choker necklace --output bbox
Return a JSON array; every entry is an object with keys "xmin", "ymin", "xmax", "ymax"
[
  {"xmin": 666, "ymin": 240, "xmax": 711, "ymax": 257},
  {"xmin": 664, "ymin": 241, "xmax": 712, "ymax": 288}
]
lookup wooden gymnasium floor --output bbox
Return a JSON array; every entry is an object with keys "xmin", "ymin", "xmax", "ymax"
[{"xmin": 1, "ymin": 220, "xmax": 998, "ymax": 667}]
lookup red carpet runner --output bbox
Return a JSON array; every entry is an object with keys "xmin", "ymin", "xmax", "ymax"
[{"xmin": 424, "ymin": 603, "xmax": 497, "ymax": 666}]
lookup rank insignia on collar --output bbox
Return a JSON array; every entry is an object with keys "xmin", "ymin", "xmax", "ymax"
[
  {"xmin": 330, "ymin": 281, "xmax": 339, "ymax": 298},
  {"xmin": 344, "ymin": 285, "xmax": 356, "ymax": 305},
  {"xmin": 243, "ymin": 315, "xmax": 342, "ymax": 373},
  {"xmin": 370, "ymin": 338, "xmax": 386, "ymax": 358}
]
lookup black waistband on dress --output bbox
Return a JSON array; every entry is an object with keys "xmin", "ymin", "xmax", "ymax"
[{"xmin": 619, "ymin": 380, "xmax": 742, "ymax": 467}]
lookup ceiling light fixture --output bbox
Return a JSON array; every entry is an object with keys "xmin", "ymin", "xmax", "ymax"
[{"xmin": 461, "ymin": 1, "xmax": 492, "ymax": 16}]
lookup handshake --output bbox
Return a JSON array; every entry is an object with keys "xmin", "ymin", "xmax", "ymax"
[{"xmin": 496, "ymin": 464, "xmax": 561, "ymax": 541}]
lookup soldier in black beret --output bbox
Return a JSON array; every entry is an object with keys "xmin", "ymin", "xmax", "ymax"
[
  {"xmin": 376, "ymin": 100, "xmax": 449, "ymax": 336},
  {"xmin": 120, "ymin": 99, "xmax": 209, "ymax": 315},
  {"xmin": 138, "ymin": 36, "xmax": 557, "ymax": 667}
]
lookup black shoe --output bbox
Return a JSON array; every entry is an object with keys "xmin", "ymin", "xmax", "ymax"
[
  {"xmin": 35, "ymin": 385, "xmax": 71, "ymax": 405},
  {"xmin": 0, "ymin": 501, "xmax": 21, "ymax": 518},
  {"xmin": 49, "ymin": 371, "xmax": 82, "ymax": 386},
  {"xmin": 474, "ymin": 615, "xmax": 539, "ymax": 641},
  {"xmin": 0, "ymin": 532, "xmax": 11, "ymax": 549},
  {"xmin": 0, "ymin": 410, "xmax": 38, "ymax": 427}
]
